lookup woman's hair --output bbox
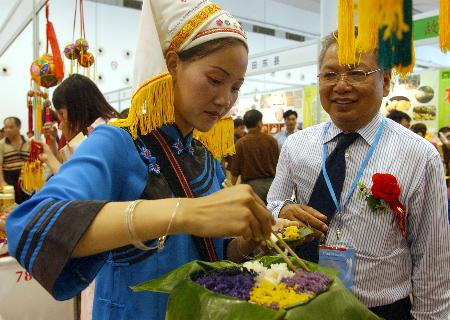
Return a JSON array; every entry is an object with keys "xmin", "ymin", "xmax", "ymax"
[
  {"xmin": 410, "ymin": 123, "xmax": 427, "ymax": 136},
  {"xmin": 52, "ymin": 74, "xmax": 120, "ymax": 135},
  {"xmin": 177, "ymin": 37, "xmax": 247, "ymax": 63}
]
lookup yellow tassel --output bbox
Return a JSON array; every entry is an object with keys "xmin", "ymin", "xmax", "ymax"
[
  {"xmin": 194, "ymin": 116, "xmax": 235, "ymax": 160},
  {"xmin": 395, "ymin": 43, "xmax": 415, "ymax": 77},
  {"xmin": 36, "ymin": 98, "xmax": 43, "ymax": 135},
  {"xmin": 21, "ymin": 160, "xmax": 45, "ymax": 193},
  {"xmin": 110, "ymin": 72, "xmax": 175, "ymax": 139},
  {"xmin": 379, "ymin": 0, "xmax": 409, "ymax": 40},
  {"xmin": 355, "ymin": 0, "xmax": 380, "ymax": 53},
  {"xmin": 440, "ymin": 0, "xmax": 450, "ymax": 52},
  {"xmin": 338, "ymin": 0, "xmax": 356, "ymax": 65}
]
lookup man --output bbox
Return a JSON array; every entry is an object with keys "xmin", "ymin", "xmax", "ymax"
[
  {"xmin": 0, "ymin": 117, "xmax": 30, "ymax": 203},
  {"xmin": 230, "ymin": 110, "xmax": 279, "ymax": 204},
  {"xmin": 267, "ymin": 31, "xmax": 450, "ymax": 320},
  {"xmin": 386, "ymin": 110, "xmax": 411, "ymax": 128},
  {"xmin": 233, "ymin": 117, "xmax": 246, "ymax": 142},
  {"xmin": 275, "ymin": 109, "xmax": 299, "ymax": 149}
]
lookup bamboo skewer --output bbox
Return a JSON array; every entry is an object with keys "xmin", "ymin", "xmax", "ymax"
[
  {"xmin": 272, "ymin": 232, "xmax": 310, "ymax": 272},
  {"xmin": 221, "ymin": 179, "xmax": 309, "ymax": 272}
]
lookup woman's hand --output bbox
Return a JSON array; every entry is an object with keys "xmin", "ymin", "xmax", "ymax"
[
  {"xmin": 273, "ymin": 218, "xmax": 299, "ymax": 231},
  {"xmin": 43, "ymin": 122, "xmax": 58, "ymax": 142},
  {"xmin": 35, "ymin": 141, "xmax": 62, "ymax": 174},
  {"xmin": 176, "ymin": 184, "xmax": 275, "ymax": 242}
]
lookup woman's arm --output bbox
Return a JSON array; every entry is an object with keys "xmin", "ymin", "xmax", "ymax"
[{"xmin": 73, "ymin": 185, "xmax": 274, "ymax": 257}]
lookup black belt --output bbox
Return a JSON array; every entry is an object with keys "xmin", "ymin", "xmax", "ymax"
[{"xmin": 369, "ymin": 296, "xmax": 412, "ymax": 320}]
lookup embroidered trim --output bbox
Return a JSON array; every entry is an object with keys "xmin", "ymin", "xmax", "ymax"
[
  {"xmin": 138, "ymin": 138, "xmax": 161, "ymax": 175},
  {"xmin": 193, "ymin": 28, "xmax": 247, "ymax": 41},
  {"xmin": 168, "ymin": 4, "xmax": 222, "ymax": 52},
  {"xmin": 172, "ymin": 139, "xmax": 194, "ymax": 156},
  {"xmin": 168, "ymin": 0, "xmax": 210, "ymax": 35}
]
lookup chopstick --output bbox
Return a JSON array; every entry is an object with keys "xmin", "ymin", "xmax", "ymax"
[
  {"xmin": 221, "ymin": 179, "xmax": 309, "ymax": 272},
  {"xmin": 272, "ymin": 232, "xmax": 309, "ymax": 272}
]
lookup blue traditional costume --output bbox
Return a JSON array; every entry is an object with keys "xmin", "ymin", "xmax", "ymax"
[{"xmin": 6, "ymin": 1, "xmax": 247, "ymax": 319}]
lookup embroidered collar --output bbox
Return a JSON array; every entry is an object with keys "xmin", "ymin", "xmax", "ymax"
[
  {"xmin": 160, "ymin": 124, "xmax": 194, "ymax": 155},
  {"xmin": 324, "ymin": 113, "xmax": 383, "ymax": 147}
]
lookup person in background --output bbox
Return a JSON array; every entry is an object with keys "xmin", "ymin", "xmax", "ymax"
[
  {"xmin": 6, "ymin": 1, "xmax": 278, "ymax": 319},
  {"xmin": 275, "ymin": 109, "xmax": 299, "ymax": 149},
  {"xmin": 0, "ymin": 117, "xmax": 30, "ymax": 203},
  {"xmin": 120, "ymin": 108, "xmax": 130, "ymax": 119},
  {"xmin": 233, "ymin": 117, "xmax": 246, "ymax": 142},
  {"xmin": 386, "ymin": 110, "xmax": 411, "ymax": 128},
  {"xmin": 410, "ymin": 123, "xmax": 427, "ymax": 138},
  {"xmin": 38, "ymin": 74, "xmax": 121, "ymax": 174},
  {"xmin": 230, "ymin": 110, "xmax": 279, "ymax": 204},
  {"xmin": 267, "ymin": 29, "xmax": 450, "ymax": 320},
  {"xmin": 439, "ymin": 126, "xmax": 450, "ymax": 176},
  {"xmin": 224, "ymin": 117, "xmax": 246, "ymax": 172}
]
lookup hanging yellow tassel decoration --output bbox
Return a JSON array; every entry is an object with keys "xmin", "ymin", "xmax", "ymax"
[
  {"xmin": 355, "ymin": 0, "xmax": 380, "ymax": 53},
  {"xmin": 395, "ymin": 41, "xmax": 415, "ymax": 77},
  {"xmin": 338, "ymin": 0, "xmax": 356, "ymax": 65},
  {"xmin": 439, "ymin": 0, "xmax": 450, "ymax": 52},
  {"xmin": 35, "ymin": 97, "xmax": 43, "ymax": 135},
  {"xmin": 378, "ymin": 0, "xmax": 409, "ymax": 40},
  {"xmin": 21, "ymin": 160, "xmax": 45, "ymax": 193},
  {"xmin": 111, "ymin": 72, "xmax": 175, "ymax": 139},
  {"xmin": 194, "ymin": 116, "xmax": 235, "ymax": 159}
]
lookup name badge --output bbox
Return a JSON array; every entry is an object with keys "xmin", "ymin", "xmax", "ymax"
[{"xmin": 319, "ymin": 245, "xmax": 356, "ymax": 291}]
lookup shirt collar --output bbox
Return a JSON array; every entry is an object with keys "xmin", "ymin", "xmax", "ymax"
[
  {"xmin": 324, "ymin": 113, "xmax": 383, "ymax": 146},
  {"xmin": 247, "ymin": 128, "xmax": 260, "ymax": 134},
  {"xmin": 4, "ymin": 135, "xmax": 26, "ymax": 145},
  {"xmin": 284, "ymin": 128, "xmax": 298, "ymax": 136},
  {"xmin": 159, "ymin": 124, "xmax": 193, "ymax": 149}
]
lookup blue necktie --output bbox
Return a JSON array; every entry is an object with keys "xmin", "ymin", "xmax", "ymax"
[{"xmin": 296, "ymin": 132, "xmax": 360, "ymax": 262}]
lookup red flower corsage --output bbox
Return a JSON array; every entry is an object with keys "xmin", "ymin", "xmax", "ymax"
[{"xmin": 358, "ymin": 173, "xmax": 407, "ymax": 239}]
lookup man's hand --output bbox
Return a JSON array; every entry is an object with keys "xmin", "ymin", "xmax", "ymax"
[{"xmin": 279, "ymin": 204, "xmax": 328, "ymax": 240}]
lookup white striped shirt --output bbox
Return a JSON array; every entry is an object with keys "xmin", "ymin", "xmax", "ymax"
[{"xmin": 267, "ymin": 113, "xmax": 450, "ymax": 319}]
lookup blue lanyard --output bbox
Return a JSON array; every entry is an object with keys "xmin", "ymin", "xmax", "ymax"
[{"xmin": 322, "ymin": 117, "xmax": 386, "ymax": 215}]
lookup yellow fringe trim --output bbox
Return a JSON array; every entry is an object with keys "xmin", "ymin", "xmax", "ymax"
[
  {"xmin": 395, "ymin": 44, "xmax": 415, "ymax": 77},
  {"xmin": 338, "ymin": 0, "xmax": 356, "ymax": 65},
  {"xmin": 356, "ymin": 0, "xmax": 380, "ymax": 53},
  {"xmin": 110, "ymin": 72, "xmax": 175, "ymax": 139},
  {"xmin": 22, "ymin": 160, "xmax": 45, "ymax": 193},
  {"xmin": 379, "ymin": 0, "xmax": 409, "ymax": 40},
  {"xmin": 440, "ymin": 0, "xmax": 450, "ymax": 52},
  {"xmin": 194, "ymin": 116, "xmax": 235, "ymax": 159}
]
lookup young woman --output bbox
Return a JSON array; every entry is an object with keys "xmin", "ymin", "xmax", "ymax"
[
  {"xmin": 38, "ymin": 74, "xmax": 121, "ymax": 174},
  {"xmin": 6, "ymin": 1, "xmax": 285, "ymax": 319}
]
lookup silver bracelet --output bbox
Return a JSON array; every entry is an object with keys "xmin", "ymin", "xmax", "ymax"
[
  {"xmin": 125, "ymin": 200, "xmax": 158, "ymax": 251},
  {"xmin": 124, "ymin": 199, "xmax": 181, "ymax": 251}
]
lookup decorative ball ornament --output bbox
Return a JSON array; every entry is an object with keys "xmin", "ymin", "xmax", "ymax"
[
  {"xmin": 64, "ymin": 43, "xmax": 79, "ymax": 60},
  {"xmin": 30, "ymin": 53, "xmax": 60, "ymax": 88},
  {"xmin": 78, "ymin": 51, "xmax": 95, "ymax": 68},
  {"xmin": 43, "ymin": 100, "xmax": 51, "ymax": 108},
  {"xmin": 75, "ymin": 38, "xmax": 89, "ymax": 52},
  {"xmin": 27, "ymin": 90, "xmax": 35, "ymax": 97}
]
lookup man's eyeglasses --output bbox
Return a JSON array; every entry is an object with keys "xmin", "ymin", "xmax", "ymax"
[{"xmin": 317, "ymin": 68, "xmax": 383, "ymax": 85}]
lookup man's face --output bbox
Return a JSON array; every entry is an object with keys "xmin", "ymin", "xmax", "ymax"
[
  {"xmin": 3, "ymin": 119, "xmax": 20, "ymax": 140},
  {"xmin": 235, "ymin": 125, "xmax": 246, "ymax": 138},
  {"xmin": 284, "ymin": 115, "xmax": 297, "ymax": 132},
  {"xmin": 319, "ymin": 44, "xmax": 391, "ymax": 131},
  {"xmin": 400, "ymin": 119, "xmax": 410, "ymax": 128}
]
